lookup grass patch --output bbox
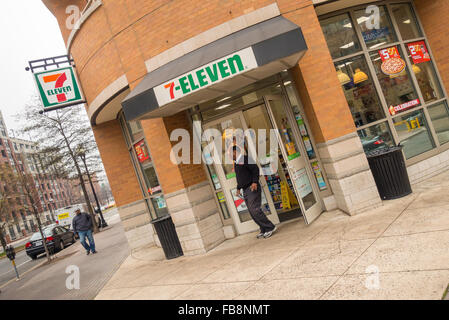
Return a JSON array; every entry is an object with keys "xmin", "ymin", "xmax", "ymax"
[{"xmin": 0, "ymin": 244, "xmax": 26, "ymax": 259}]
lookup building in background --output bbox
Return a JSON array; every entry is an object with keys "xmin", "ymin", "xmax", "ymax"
[
  {"xmin": 70, "ymin": 172, "xmax": 111, "ymax": 209},
  {"xmin": 43, "ymin": 0, "xmax": 449, "ymax": 256},
  {"xmin": 0, "ymin": 111, "xmax": 77, "ymax": 243}
]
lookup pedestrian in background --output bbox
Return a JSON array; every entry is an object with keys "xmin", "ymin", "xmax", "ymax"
[{"xmin": 72, "ymin": 209, "xmax": 97, "ymax": 255}]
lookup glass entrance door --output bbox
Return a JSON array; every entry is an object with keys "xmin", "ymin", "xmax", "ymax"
[
  {"xmin": 203, "ymin": 111, "xmax": 280, "ymax": 235},
  {"xmin": 264, "ymin": 95, "xmax": 323, "ymax": 224}
]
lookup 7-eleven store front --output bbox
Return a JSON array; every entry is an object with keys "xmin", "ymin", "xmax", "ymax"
[{"xmin": 120, "ymin": 14, "xmax": 377, "ymax": 247}]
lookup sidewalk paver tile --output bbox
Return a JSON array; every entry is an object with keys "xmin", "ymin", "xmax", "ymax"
[{"xmin": 321, "ymin": 270, "xmax": 449, "ymax": 300}]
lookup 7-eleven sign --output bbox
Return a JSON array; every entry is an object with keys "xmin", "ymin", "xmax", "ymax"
[{"xmin": 33, "ymin": 66, "xmax": 84, "ymax": 110}]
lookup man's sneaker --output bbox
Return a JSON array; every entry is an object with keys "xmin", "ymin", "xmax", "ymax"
[
  {"xmin": 263, "ymin": 226, "xmax": 277, "ymax": 238},
  {"xmin": 92, "ymin": 251, "xmax": 98, "ymax": 254},
  {"xmin": 256, "ymin": 232, "xmax": 265, "ymax": 239},
  {"xmin": 86, "ymin": 251, "xmax": 90, "ymax": 255}
]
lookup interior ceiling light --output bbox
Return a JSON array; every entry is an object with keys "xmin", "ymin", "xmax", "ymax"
[
  {"xmin": 216, "ymin": 96, "xmax": 231, "ymax": 103},
  {"xmin": 369, "ymin": 42, "xmax": 387, "ymax": 49},
  {"xmin": 337, "ymin": 69, "xmax": 351, "ymax": 85},
  {"xmin": 340, "ymin": 42, "xmax": 354, "ymax": 49},
  {"xmin": 412, "ymin": 64, "xmax": 421, "ymax": 74},
  {"xmin": 403, "ymin": 19, "xmax": 411, "ymax": 24},
  {"xmin": 215, "ymin": 104, "xmax": 231, "ymax": 110},
  {"xmin": 353, "ymin": 68, "xmax": 368, "ymax": 84}
]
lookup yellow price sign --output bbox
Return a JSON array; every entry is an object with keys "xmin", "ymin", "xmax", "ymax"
[{"xmin": 58, "ymin": 212, "xmax": 69, "ymax": 220}]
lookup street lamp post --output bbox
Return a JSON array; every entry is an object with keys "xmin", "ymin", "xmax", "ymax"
[{"xmin": 78, "ymin": 150, "xmax": 107, "ymax": 228}]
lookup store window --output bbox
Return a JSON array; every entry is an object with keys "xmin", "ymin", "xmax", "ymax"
[
  {"xmin": 355, "ymin": 5, "xmax": 397, "ymax": 49},
  {"xmin": 191, "ymin": 113, "xmax": 231, "ymax": 221},
  {"xmin": 319, "ymin": 1, "xmax": 448, "ymax": 159},
  {"xmin": 335, "ymin": 55, "xmax": 385, "ymax": 127},
  {"xmin": 428, "ymin": 101, "xmax": 449, "ymax": 145},
  {"xmin": 393, "ymin": 109, "xmax": 435, "ymax": 159},
  {"xmin": 391, "ymin": 3, "xmax": 422, "ymax": 40},
  {"xmin": 119, "ymin": 114, "xmax": 168, "ymax": 220},
  {"xmin": 405, "ymin": 41, "xmax": 443, "ymax": 103},
  {"xmin": 319, "ymin": 13, "xmax": 361, "ymax": 59},
  {"xmin": 370, "ymin": 46, "xmax": 419, "ymax": 111},
  {"xmin": 358, "ymin": 121, "xmax": 394, "ymax": 153}
]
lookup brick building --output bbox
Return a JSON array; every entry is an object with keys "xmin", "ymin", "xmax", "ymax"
[
  {"xmin": 0, "ymin": 111, "xmax": 77, "ymax": 242},
  {"xmin": 43, "ymin": 0, "xmax": 449, "ymax": 256}
]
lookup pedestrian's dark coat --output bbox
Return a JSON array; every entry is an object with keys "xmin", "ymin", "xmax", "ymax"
[{"xmin": 72, "ymin": 212, "xmax": 93, "ymax": 232}]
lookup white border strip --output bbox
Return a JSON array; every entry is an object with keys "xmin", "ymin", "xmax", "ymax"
[{"xmin": 87, "ymin": 74, "xmax": 128, "ymax": 121}]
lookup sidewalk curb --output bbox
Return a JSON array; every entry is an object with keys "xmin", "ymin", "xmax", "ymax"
[{"xmin": 0, "ymin": 248, "xmax": 78, "ymax": 290}]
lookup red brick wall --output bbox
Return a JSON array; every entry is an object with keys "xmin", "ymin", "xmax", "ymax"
[
  {"xmin": 92, "ymin": 120, "xmax": 142, "ymax": 207},
  {"xmin": 140, "ymin": 111, "xmax": 207, "ymax": 194},
  {"xmin": 43, "ymin": 0, "xmax": 355, "ymax": 195},
  {"xmin": 414, "ymin": 0, "xmax": 449, "ymax": 96}
]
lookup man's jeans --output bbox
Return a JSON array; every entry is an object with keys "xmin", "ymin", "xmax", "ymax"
[{"xmin": 78, "ymin": 230, "xmax": 96, "ymax": 253}]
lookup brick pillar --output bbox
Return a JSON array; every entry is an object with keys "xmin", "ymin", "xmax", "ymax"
[
  {"xmin": 92, "ymin": 119, "xmax": 155, "ymax": 249},
  {"xmin": 414, "ymin": 0, "xmax": 449, "ymax": 94},
  {"xmin": 282, "ymin": 2, "xmax": 382, "ymax": 214},
  {"xmin": 141, "ymin": 112, "xmax": 225, "ymax": 255}
]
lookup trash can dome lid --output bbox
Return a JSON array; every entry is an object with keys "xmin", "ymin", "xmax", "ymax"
[
  {"xmin": 366, "ymin": 145, "xmax": 402, "ymax": 158},
  {"xmin": 150, "ymin": 214, "xmax": 171, "ymax": 224}
]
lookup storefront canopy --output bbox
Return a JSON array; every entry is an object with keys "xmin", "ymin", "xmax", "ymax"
[{"xmin": 121, "ymin": 16, "xmax": 308, "ymax": 121}]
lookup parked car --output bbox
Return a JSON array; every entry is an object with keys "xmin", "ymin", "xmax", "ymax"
[
  {"xmin": 25, "ymin": 225, "xmax": 77, "ymax": 260},
  {"xmin": 360, "ymin": 135, "xmax": 387, "ymax": 152}
]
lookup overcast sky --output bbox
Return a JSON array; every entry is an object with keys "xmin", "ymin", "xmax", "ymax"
[{"xmin": 0, "ymin": 1, "xmax": 67, "ymax": 137}]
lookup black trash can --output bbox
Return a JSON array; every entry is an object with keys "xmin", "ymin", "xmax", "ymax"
[
  {"xmin": 366, "ymin": 146, "xmax": 412, "ymax": 200},
  {"xmin": 151, "ymin": 215, "xmax": 183, "ymax": 260}
]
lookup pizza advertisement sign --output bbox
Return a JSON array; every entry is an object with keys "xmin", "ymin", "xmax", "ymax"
[
  {"xmin": 378, "ymin": 46, "xmax": 406, "ymax": 76},
  {"xmin": 134, "ymin": 140, "xmax": 150, "ymax": 163},
  {"xmin": 407, "ymin": 41, "xmax": 431, "ymax": 64}
]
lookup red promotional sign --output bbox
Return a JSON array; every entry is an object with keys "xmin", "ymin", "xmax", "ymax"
[
  {"xmin": 407, "ymin": 41, "xmax": 431, "ymax": 64},
  {"xmin": 378, "ymin": 46, "xmax": 400, "ymax": 62},
  {"xmin": 388, "ymin": 99, "xmax": 420, "ymax": 115},
  {"xmin": 134, "ymin": 140, "xmax": 150, "ymax": 163}
]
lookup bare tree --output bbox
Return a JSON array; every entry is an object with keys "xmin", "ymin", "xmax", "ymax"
[
  {"xmin": 0, "ymin": 163, "xmax": 20, "ymax": 252},
  {"xmin": 18, "ymin": 96, "xmax": 99, "ymax": 233},
  {"xmin": 0, "ymin": 162, "xmax": 52, "ymax": 262}
]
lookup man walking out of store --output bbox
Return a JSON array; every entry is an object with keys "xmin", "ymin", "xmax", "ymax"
[
  {"xmin": 72, "ymin": 209, "xmax": 97, "ymax": 255},
  {"xmin": 233, "ymin": 145, "xmax": 277, "ymax": 238}
]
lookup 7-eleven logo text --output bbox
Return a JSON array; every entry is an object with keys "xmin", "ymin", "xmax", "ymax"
[{"xmin": 43, "ymin": 72, "xmax": 71, "ymax": 102}]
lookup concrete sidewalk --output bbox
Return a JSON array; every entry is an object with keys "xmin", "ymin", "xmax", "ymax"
[{"xmin": 96, "ymin": 170, "xmax": 449, "ymax": 300}]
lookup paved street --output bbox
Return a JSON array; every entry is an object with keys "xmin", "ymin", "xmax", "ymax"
[
  {"xmin": 96, "ymin": 170, "xmax": 449, "ymax": 300},
  {"xmin": 0, "ymin": 208, "xmax": 129, "ymax": 299},
  {"xmin": 0, "ymin": 247, "xmax": 43, "ymax": 287}
]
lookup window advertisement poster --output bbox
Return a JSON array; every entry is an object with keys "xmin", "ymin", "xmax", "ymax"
[
  {"xmin": 134, "ymin": 140, "xmax": 150, "ymax": 163},
  {"xmin": 378, "ymin": 46, "xmax": 406, "ymax": 76},
  {"xmin": 407, "ymin": 41, "xmax": 431, "ymax": 64},
  {"xmin": 293, "ymin": 168, "xmax": 313, "ymax": 198},
  {"xmin": 311, "ymin": 161, "xmax": 327, "ymax": 190},
  {"xmin": 155, "ymin": 195, "xmax": 167, "ymax": 209}
]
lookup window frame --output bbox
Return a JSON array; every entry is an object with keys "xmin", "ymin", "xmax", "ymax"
[
  {"xmin": 118, "ymin": 112, "xmax": 168, "ymax": 221},
  {"xmin": 319, "ymin": 0, "xmax": 449, "ymax": 165}
]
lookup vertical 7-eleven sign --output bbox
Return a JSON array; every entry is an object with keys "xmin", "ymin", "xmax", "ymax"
[{"xmin": 33, "ymin": 66, "xmax": 84, "ymax": 111}]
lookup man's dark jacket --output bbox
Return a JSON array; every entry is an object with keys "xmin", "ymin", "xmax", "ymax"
[
  {"xmin": 235, "ymin": 155, "xmax": 260, "ymax": 190},
  {"xmin": 72, "ymin": 213, "xmax": 93, "ymax": 232}
]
